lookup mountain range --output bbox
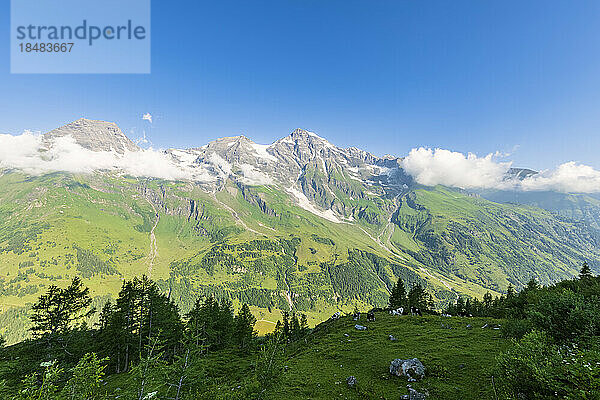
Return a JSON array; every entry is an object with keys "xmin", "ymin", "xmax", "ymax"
[{"xmin": 1, "ymin": 118, "xmax": 599, "ymax": 343}]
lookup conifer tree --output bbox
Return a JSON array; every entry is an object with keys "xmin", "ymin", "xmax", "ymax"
[
  {"xmin": 483, "ymin": 292, "xmax": 493, "ymax": 310},
  {"xmin": 289, "ymin": 312, "xmax": 301, "ymax": 341},
  {"xmin": 281, "ymin": 311, "xmax": 290, "ymax": 341},
  {"xmin": 407, "ymin": 283, "xmax": 428, "ymax": 310},
  {"xmin": 388, "ymin": 278, "xmax": 407, "ymax": 309},
  {"xmin": 62, "ymin": 353, "xmax": 108, "ymax": 400},
  {"xmin": 579, "ymin": 262, "xmax": 593, "ymax": 279},
  {"xmin": 299, "ymin": 313, "xmax": 309, "ymax": 334},
  {"xmin": 233, "ymin": 303, "xmax": 257, "ymax": 350},
  {"xmin": 30, "ymin": 277, "xmax": 94, "ymax": 338}
]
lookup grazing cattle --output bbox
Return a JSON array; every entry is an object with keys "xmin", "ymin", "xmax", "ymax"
[
  {"xmin": 389, "ymin": 307, "xmax": 404, "ymax": 316},
  {"xmin": 410, "ymin": 307, "xmax": 422, "ymax": 316},
  {"xmin": 366, "ymin": 310, "xmax": 375, "ymax": 322}
]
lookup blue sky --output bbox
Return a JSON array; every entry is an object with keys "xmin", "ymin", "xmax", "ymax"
[{"xmin": 1, "ymin": 0, "xmax": 600, "ymax": 170}]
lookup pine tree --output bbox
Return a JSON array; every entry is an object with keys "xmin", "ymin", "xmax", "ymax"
[
  {"xmin": 526, "ymin": 278, "xmax": 540, "ymax": 291},
  {"xmin": 483, "ymin": 292, "xmax": 493, "ymax": 313},
  {"xmin": 62, "ymin": 353, "xmax": 108, "ymax": 400},
  {"xmin": 407, "ymin": 284, "xmax": 428, "ymax": 310},
  {"xmin": 30, "ymin": 277, "xmax": 94, "ymax": 338},
  {"xmin": 100, "ymin": 276, "xmax": 183, "ymax": 372},
  {"xmin": 506, "ymin": 284, "xmax": 515, "ymax": 299},
  {"xmin": 299, "ymin": 313, "xmax": 309, "ymax": 334},
  {"xmin": 427, "ymin": 294, "xmax": 435, "ymax": 312},
  {"xmin": 233, "ymin": 304, "xmax": 257, "ymax": 350},
  {"xmin": 388, "ymin": 278, "xmax": 407, "ymax": 309},
  {"xmin": 273, "ymin": 320, "xmax": 283, "ymax": 337},
  {"xmin": 184, "ymin": 296, "xmax": 233, "ymax": 352},
  {"xmin": 281, "ymin": 311, "xmax": 290, "ymax": 341},
  {"xmin": 579, "ymin": 262, "xmax": 593, "ymax": 279},
  {"xmin": 289, "ymin": 313, "xmax": 301, "ymax": 341}
]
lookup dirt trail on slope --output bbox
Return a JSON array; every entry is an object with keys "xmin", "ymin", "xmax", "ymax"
[{"xmin": 146, "ymin": 200, "xmax": 159, "ymax": 278}]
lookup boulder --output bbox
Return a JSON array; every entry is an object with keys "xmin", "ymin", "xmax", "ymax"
[
  {"xmin": 354, "ymin": 324, "xmax": 367, "ymax": 331},
  {"xmin": 389, "ymin": 358, "xmax": 425, "ymax": 382},
  {"xmin": 389, "ymin": 334, "xmax": 397, "ymax": 341}
]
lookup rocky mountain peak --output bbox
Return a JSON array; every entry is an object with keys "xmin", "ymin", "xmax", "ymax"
[{"xmin": 43, "ymin": 118, "xmax": 140, "ymax": 154}]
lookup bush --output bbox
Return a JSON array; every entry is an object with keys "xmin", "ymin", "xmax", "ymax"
[
  {"xmin": 496, "ymin": 331, "xmax": 600, "ymax": 399},
  {"xmin": 500, "ymin": 318, "xmax": 533, "ymax": 340},
  {"xmin": 527, "ymin": 289, "xmax": 600, "ymax": 344}
]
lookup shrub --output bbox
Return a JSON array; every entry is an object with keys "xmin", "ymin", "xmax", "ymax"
[
  {"xmin": 500, "ymin": 318, "xmax": 533, "ymax": 340},
  {"xmin": 527, "ymin": 289, "xmax": 600, "ymax": 344},
  {"xmin": 496, "ymin": 331, "xmax": 600, "ymax": 399}
]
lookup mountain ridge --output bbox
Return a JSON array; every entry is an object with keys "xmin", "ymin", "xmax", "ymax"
[{"xmin": 0, "ymin": 118, "xmax": 598, "ymax": 344}]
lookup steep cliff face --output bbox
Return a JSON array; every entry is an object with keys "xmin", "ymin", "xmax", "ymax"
[{"xmin": 44, "ymin": 118, "xmax": 140, "ymax": 154}]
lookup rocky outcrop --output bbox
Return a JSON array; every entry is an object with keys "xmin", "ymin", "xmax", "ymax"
[
  {"xmin": 44, "ymin": 118, "xmax": 140, "ymax": 154},
  {"xmin": 390, "ymin": 358, "xmax": 425, "ymax": 382},
  {"xmin": 237, "ymin": 183, "xmax": 278, "ymax": 217}
]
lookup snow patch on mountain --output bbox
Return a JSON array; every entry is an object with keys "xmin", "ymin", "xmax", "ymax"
[
  {"xmin": 286, "ymin": 186, "xmax": 341, "ymax": 223},
  {"xmin": 251, "ymin": 143, "xmax": 277, "ymax": 162}
]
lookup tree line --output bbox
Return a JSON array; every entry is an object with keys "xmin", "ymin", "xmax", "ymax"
[
  {"xmin": 0, "ymin": 264, "xmax": 598, "ymax": 399},
  {"xmin": 0, "ymin": 275, "xmax": 306, "ymax": 399}
]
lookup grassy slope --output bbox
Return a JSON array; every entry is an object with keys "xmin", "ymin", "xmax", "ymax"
[
  {"xmin": 274, "ymin": 313, "xmax": 508, "ymax": 400},
  {"xmin": 0, "ymin": 172, "xmax": 598, "ymax": 343},
  {"xmin": 98, "ymin": 313, "xmax": 508, "ymax": 399},
  {"xmin": 388, "ymin": 187, "xmax": 600, "ymax": 291}
]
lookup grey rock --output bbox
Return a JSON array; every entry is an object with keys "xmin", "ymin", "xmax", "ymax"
[
  {"xmin": 389, "ymin": 334, "xmax": 397, "ymax": 341},
  {"xmin": 354, "ymin": 324, "xmax": 367, "ymax": 331},
  {"xmin": 389, "ymin": 358, "xmax": 425, "ymax": 381},
  {"xmin": 400, "ymin": 384, "xmax": 427, "ymax": 399}
]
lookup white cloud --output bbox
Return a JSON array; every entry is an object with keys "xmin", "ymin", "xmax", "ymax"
[
  {"xmin": 3, "ymin": 130, "xmax": 600, "ymax": 195},
  {"xmin": 401, "ymin": 147, "xmax": 512, "ymax": 190},
  {"xmin": 0, "ymin": 131, "xmax": 215, "ymax": 182},
  {"xmin": 207, "ymin": 153, "xmax": 232, "ymax": 177},
  {"xmin": 142, "ymin": 113, "xmax": 153, "ymax": 123},
  {"xmin": 238, "ymin": 163, "xmax": 273, "ymax": 185},
  {"xmin": 519, "ymin": 162, "xmax": 600, "ymax": 193},
  {"xmin": 401, "ymin": 147, "xmax": 600, "ymax": 193}
]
